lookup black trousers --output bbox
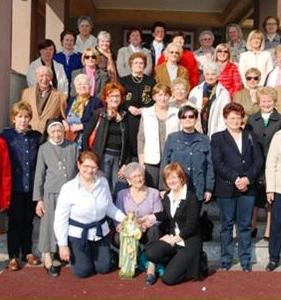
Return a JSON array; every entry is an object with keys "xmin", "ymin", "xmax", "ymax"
[
  {"xmin": 7, "ymin": 192, "xmax": 36, "ymax": 259},
  {"xmin": 145, "ymin": 234, "xmax": 202, "ymax": 285},
  {"xmin": 269, "ymin": 193, "xmax": 281, "ymax": 262}
]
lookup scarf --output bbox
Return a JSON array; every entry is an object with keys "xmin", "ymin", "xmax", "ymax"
[{"xmin": 71, "ymin": 95, "xmax": 89, "ymax": 117}]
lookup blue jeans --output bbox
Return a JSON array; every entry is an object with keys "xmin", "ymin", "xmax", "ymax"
[
  {"xmin": 68, "ymin": 235, "xmax": 111, "ymax": 278},
  {"xmin": 100, "ymin": 153, "xmax": 120, "ymax": 193},
  {"xmin": 269, "ymin": 193, "xmax": 281, "ymax": 263},
  {"xmin": 217, "ymin": 195, "xmax": 255, "ymax": 267}
]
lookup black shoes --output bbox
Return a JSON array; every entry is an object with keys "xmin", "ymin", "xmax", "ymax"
[
  {"xmin": 266, "ymin": 261, "xmax": 279, "ymax": 272},
  {"xmin": 44, "ymin": 265, "xmax": 60, "ymax": 277},
  {"xmin": 251, "ymin": 228, "xmax": 258, "ymax": 238},
  {"xmin": 145, "ymin": 273, "xmax": 156, "ymax": 285},
  {"xmin": 242, "ymin": 265, "xmax": 252, "ymax": 272},
  {"xmin": 219, "ymin": 262, "xmax": 231, "ymax": 271}
]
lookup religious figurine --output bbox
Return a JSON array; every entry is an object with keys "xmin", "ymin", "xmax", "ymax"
[{"xmin": 119, "ymin": 211, "xmax": 142, "ymax": 279}]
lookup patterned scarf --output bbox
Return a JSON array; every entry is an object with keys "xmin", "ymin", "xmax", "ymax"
[
  {"xmin": 201, "ymin": 82, "xmax": 217, "ymax": 134},
  {"xmin": 71, "ymin": 95, "xmax": 89, "ymax": 117}
]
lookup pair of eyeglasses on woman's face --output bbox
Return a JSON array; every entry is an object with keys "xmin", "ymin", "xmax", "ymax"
[
  {"xmin": 246, "ymin": 76, "xmax": 259, "ymax": 81},
  {"xmin": 217, "ymin": 49, "xmax": 229, "ymax": 54},
  {"xmin": 179, "ymin": 114, "xmax": 195, "ymax": 120},
  {"xmin": 84, "ymin": 55, "xmax": 97, "ymax": 60}
]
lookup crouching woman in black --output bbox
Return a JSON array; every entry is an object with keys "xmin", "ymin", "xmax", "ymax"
[{"xmin": 141, "ymin": 162, "xmax": 202, "ymax": 285}]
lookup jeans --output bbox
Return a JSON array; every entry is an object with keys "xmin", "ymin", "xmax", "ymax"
[
  {"xmin": 100, "ymin": 153, "xmax": 120, "ymax": 193},
  {"xmin": 269, "ymin": 193, "xmax": 281, "ymax": 263},
  {"xmin": 68, "ymin": 235, "xmax": 111, "ymax": 278},
  {"xmin": 217, "ymin": 195, "xmax": 255, "ymax": 267}
]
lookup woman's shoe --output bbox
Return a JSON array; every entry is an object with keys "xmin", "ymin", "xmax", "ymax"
[
  {"xmin": 263, "ymin": 236, "xmax": 270, "ymax": 242},
  {"xmin": 266, "ymin": 261, "xmax": 279, "ymax": 272},
  {"xmin": 44, "ymin": 265, "xmax": 59, "ymax": 277},
  {"xmin": 145, "ymin": 273, "xmax": 156, "ymax": 286},
  {"xmin": 251, "ymin": 228, "xmax": 258, "ymax": 238},
  {"xmin": 8, "ymin": 258, "xmax": 21, "ymax": 271},
  {"xmin": 26, "ymin": 254, "xmax": 41, "ymax": 266}
]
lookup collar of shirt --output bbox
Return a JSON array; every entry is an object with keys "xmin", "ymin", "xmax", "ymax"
[
  {"xmin": 153, "ymin": 40, "xmax": 164, "ymax": 48},
  {"xmin": 266, "ymin": 34, "xmax": 280, "ymax": 43},
  {"xmin": 168, "ymin": 184, "xmax": 187, "ymax": 202},
  {"xmin": 130, "ymin": 44, "xmax": 141, "ymax": 52}
]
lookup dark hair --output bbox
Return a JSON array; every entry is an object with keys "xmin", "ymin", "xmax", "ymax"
[
  {"xmin": 223, "ymin": 103, "xmax": 245, "ymax": 119},
  {"xmin": 178, "ymin": 105, "xmax": 199, "ymax": 119},
  {"xmin": 37, "ymin": 39, "xmax": 56, "ymax": 54},
  {"xmin": 162, "ymin": 162, "xmax": 187, "ymax": 190},
  {"xmin": 171, "ymin": 30, "xmax": 185, "ymax": 42},
  {"xmin": 78, "ymin": 151, "xmax": 99, "ymax": 167},
  {"xmin": 263, "ymin": 16, "xmax": 280, "ymax": 30},
  {"xmin": 152, "ymin": 21, "xmax": 166, "ymax": 33},
  {"xmin": 60, "ymin": 29, "xmax": 77, "ymax": 43},
  {"xmin": 128, "ymin": 28, "xmax": 142, "ymax": 41}
]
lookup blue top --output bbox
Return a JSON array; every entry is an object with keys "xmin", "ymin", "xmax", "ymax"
[
  {"xmin": 1, "ymin": 128, "xmax": 41, "ymax": 193},
  {"xmin": 54, "ymin": 52, "xmax": 82, "ymax": 85}
]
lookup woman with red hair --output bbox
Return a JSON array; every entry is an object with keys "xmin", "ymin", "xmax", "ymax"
[{"xmin": 82, "ymin": 82, "xmax": 129, "ymax": 193}]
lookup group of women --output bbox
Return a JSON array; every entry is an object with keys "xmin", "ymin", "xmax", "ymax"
[{"xmin": 2, "ymin": 15, "xmax": 281, "ymax": 287}]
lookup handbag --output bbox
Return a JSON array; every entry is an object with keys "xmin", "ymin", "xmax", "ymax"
[
  {"xmin": 199, "ymin": 211, "xmax": 214, "ymax": 242},
  {"xmin": 88, "ymin": 116, "xmax": 102, "ymax": 149}
]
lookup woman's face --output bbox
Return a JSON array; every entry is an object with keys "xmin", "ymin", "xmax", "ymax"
[
  {"xmin": 166, "ymin": 171, "xmax": 183, "ymax": 191},
  {"xmin": 75, "ymin": 79, "xmax": 90, "ymax": 96},
  {"xmin": 167, "ymin": 46, "xmax": 180, "ymax": 64},
  {"xmin": 98, "ymin": 37, "xmax": 110, "ymax": 51},
  {"xmin": 127, "ymin": 170, "xmax": 145, "ymax": 189},
  {"xmin": 48, "ymin": 124, "xmax": 64, "ymax": 144},
  {"xmin": 40, "ymin": 46, "xmax": 55, "ymax": 62},
  {"xmin": 172, "ymin": 83, "xmax": 188, "ymax": 103},
  {"xmin": 79, "ymin": 20, "xmax": 91, "ymax": 36},
  {"xmin": 224, "ymin": 111, "xmax": 242, "ymax": 131},
  {"xmin": 131, "ymin": 57, "xmax": 145, "ymax": 74},
  {"xmin": 250, "ymin": 34, "xmax": 262, "ymax": 50},
  {"xmin": 216, "ymin": 47, "xmax": 230, "ymax": 63},
  {"xmin": 245, "ymin": 72, "xmax": 260, "ymax": 89},
  {"xmin": 228, "ymin": 27, "xmax": 239, "ymax": 43},
  {"xmin": 204, "ymin": 70, "xmax": 219, "ymax": 85},
  {"xmin": 62, "ymin": 34, "xmax": 75, "ymax": 51},
  {"xmin": 259, "ymin": 94, "xmax": 275, "ymax": 113},
  {"xmin": 179, "ymin": 110, "xmax": 197, "ymax": 132},
  {"xmin": 153, "ymin": 90, "xmax": 170, "ymax": 108},
  {"xmin": 265, "ymin": 18, "xmax": 278, "ymax": 35},
  {"xmin": 78, "ymin": 158, "xmax": 98, "ymax": 182},
  {"xmin": 200, "ymin": 34, "xmax": 213, "ymax": 48},
  {"xmin": 106, "ymin": 89, "xmax": 122, "ymax": 110},
  {"xmin": 83, "ymin": 51, "xmax": 97, "ymax": 68},
  {"xmin": 13, "ymin": 111, "xmax": 31, "ymax": 133},
  {"xmin": 173, "ymin": 36, "xmax": 185, "ymax": 48}
]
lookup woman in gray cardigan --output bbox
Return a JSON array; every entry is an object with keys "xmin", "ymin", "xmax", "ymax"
[{"xmin": 33, "ymin": 118, "xmax": 78, "ymax": 277}]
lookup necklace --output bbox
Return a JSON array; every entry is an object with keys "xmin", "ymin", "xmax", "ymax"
[{"xmin": 132, "ymin": 75, "xmax": 143, "ymax": 84}]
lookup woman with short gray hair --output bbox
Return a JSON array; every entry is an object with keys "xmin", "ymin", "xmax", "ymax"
[
  {"xmin": 74, "ymin": 16, "xmax": 97, "ymax": 53},
  {"xmin": 188, "ymin": 62, "xmax": 231, "ymax": 137},
  {"xmin": 115, "ymin": 162, "xmax": 163, "ymax": 285},
  {"xmin": 95, "ymin": 31, "xmax": 117, "ymax": 82}
]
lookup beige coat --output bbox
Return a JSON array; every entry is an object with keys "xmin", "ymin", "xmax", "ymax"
[
  {"xmin": 266, "ymin": 130, "xmax": 281, "ymax": 193},
  {"xmin": 233, "ymin": 88, "xmax": 259, "ymax": 119},
  {"xmin": 21, "ymin": 86, "xmax": 66, "ymax": 133},
  {"xmin": 274, "ymin": 85, "xmax": 281, "ymax": 114},
  {"xmin": 155, "ymin": 63, "xmax": 188, "ymax": 88}
]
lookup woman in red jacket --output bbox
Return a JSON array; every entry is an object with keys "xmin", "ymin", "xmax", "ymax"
[
  {"xmin": 214, "ymin": 43, "xmax": 242, "ymax": 99},
  {"xmin": 0, "ymin": 137, "xmax": 11, "ymax": 212}
]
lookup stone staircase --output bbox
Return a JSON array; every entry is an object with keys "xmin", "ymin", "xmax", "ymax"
[{"xmin": 202, "ymin": 201, "xmax": 274, "ymax": 270}]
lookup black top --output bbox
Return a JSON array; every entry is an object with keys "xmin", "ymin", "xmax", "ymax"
[{"xmin": 104, "ymin": 120, "xmax": 122, "ymax": 152}]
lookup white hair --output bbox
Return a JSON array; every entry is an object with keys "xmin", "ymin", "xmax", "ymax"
[
  {"xmin": 73, "ymin": 74, "xmax": 91, "ymax": 87},
  {"xmin": 203, "ymin": 62, "xmax": 221, "ymax": 76}
]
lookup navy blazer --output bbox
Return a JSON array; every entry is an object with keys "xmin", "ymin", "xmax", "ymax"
[{"xmin": 211, "ymin": 129, "xmax": 263, "ymax": 198}]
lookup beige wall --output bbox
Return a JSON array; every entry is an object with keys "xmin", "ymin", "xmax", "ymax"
[{"xmin": 0, "ymin": 1, "xmax": 12, "ymax": 130}]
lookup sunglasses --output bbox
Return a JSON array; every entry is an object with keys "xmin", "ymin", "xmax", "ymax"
[
  {"xmin": 217, "ymin": 49, "xmax": 229, "ymax": 54},
  {"xmin": 180, "ymin": 114, "xmax": 195, "ymax": 120},
  {"xmin": 170, "ymin": 51, "xmax": 180, "ymax": 55},
  {"xmin": 246, "ymin": 76, "xmax": 259, "ymax": 81},
  {"xmin": 84, "ymin": 55, "xmax": 97, "ymax": 60}
]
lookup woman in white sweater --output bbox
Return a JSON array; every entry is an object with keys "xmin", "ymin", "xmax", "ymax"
[{"xmin": 239, "ymin": 30, "xmax": 273, "ymax": 86}]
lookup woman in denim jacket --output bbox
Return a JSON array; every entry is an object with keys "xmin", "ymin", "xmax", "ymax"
[{"xmin": 160, "ymin": 105, "xmax": 214, "ymax": 203}]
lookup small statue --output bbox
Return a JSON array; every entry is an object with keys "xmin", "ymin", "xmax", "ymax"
[{"xmin": 119, "ymin": 211, "xmax": 142, "ymax": 279}]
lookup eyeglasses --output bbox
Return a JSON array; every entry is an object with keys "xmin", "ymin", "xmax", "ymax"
[
  {"xmin": 170, "ymin": 51, "xmax": 180, "ymax": 55},
  {"xmin": 84, "ymin": 55, "xmax": 97, "ymax": 60},
  {"xmin": 202, "ymin": 38, "xmax": 212, "ymax": 41},
  {"xmin": 266, "ymin": 22, "xmax": 278, "ymax": 26},
  {"xmin": 217, "ymin": 49, "xmax": 229, "ymax": 54},
  {"xmin": 179, "ymin": 114, "xmax": 195, "ymax": 120},
  {"xmin": 246, "ymin": 76, "xmax": 259, "ymax": 81}
]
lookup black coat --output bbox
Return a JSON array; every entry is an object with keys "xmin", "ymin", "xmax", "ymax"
[
  {"xmin": 82, "ymin": 108, "xmax": 129, "ymax": 166},
  {"xmin": 211, "ymin": 129, "xmax": 263, "ymax": 198},
  {"xmin": 155, "ymin": 189, "xmax": 201, "ymax": 243}
]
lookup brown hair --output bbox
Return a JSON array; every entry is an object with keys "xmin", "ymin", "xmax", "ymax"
[
  {"xmin": 128, "ymin": 52, "xmax": 147, "ymax": 69},
  {"xmin": 78, "ymin": 151, "xmax": 99, "ymax": 167},
  {"xmin": 223, "ymin": 102, "xmax": 245, "ymax": 119},
  {"xmin": 152, "ymin": 83, "xmax": 171, "ymax": 97},
  {"xmin": 245, "ymin": 67, "xmax": 261, "ymax": 78},
  {"xmin": 100, "ymin": 82, "xmax": 126, "ymax": 105},
  {"xmin": 162, "ymin": 162, "xmax": 187, "ymax": 189},
  {"xmin": 10, "ymin": 101, "xmax": 32, "ymax": 124},
  {"xmin": 263, "ymin": 16, "xmax": 280, "ymax": 30},
  {"xmin": 257, "ymin": 87, "xmax": 278, "ymax": 104}
]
